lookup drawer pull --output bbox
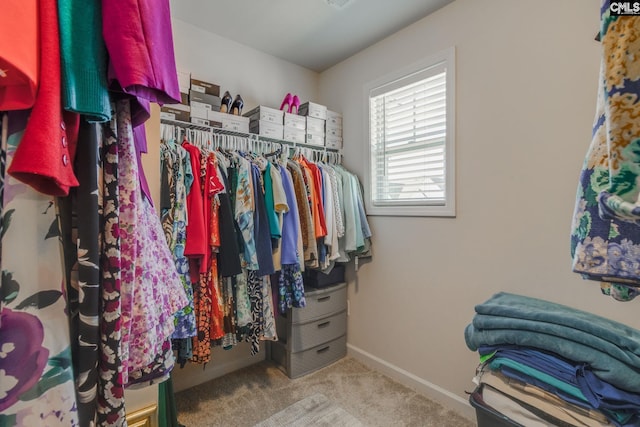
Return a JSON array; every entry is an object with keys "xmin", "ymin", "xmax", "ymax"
[
  {"xmin": 316, "ymin": 346, "xmax": 331, "ymax": 354},
  {"xmin": 317, "ymin": 321, "xmax": 331, "ymax": 328},
  {"xmin": 317, "ymin": 296, "xmax": 331, "ymax": 302}
]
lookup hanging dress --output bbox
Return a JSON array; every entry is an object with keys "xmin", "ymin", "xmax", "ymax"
[{"xmin": 0, "ymin": 113, "xmax": 79, "ymax": 425}]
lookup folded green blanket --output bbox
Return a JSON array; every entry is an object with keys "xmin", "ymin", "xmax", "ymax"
[{"xmin": 465, "ymin": 292, "xmax": 640, "ymax": 393}]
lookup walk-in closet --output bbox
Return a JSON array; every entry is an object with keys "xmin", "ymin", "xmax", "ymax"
[{"xmin": 2, "ymin": 0, "xmax": 640, "ymax": 426}]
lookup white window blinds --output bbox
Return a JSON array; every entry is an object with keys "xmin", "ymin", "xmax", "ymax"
[{"xmin": 370, "ymin": 62, "xmax": 448, "ymax": 207}]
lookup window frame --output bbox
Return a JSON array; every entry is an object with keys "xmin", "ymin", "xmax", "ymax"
[{"xmin": 364, "ymin": 46, "xmax": 456, "ymax": 217}]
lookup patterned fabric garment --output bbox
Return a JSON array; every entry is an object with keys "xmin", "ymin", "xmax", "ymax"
[
  {"xmin": 1, "ymin": 116, "xmax": 79, "ymax": 425},
  {"xmin": 190, "ymin": 269, "xmax": 213, "ymax": 364},
  {"xmin": 246, "ymin": 270, "xmax": 264, "ymax": 356},
  {"xmin": 220, "ymin": 276, "xmax": 238, "ymax": 350},
  {"xmin": 97, "ymin": 116, "xmax": 127, "ymax": 425},
  {"xmin": 56, "ymin": 121, "xmax": 102, "ymax": 426},
  {"xmin": 234, "ymin": 155, "xmax": 258, "ymax": 269},
  {"xmin": 570, "ymin": 7, "xmax": 640, "ymax": 300},
  {"xmin": 114, "ymin": 99, "xmax": 188, "ymax": 380},
  {"xmin": 278, "ymin": 264, "xmax": 306, "ymax": 314},
  {"xmin": 260, "ymin": 275, "xmax": 277, "ymax": 341},
  {"xmin": 160, "ymin": 141, "xmax": 196, "ymax": 339}
]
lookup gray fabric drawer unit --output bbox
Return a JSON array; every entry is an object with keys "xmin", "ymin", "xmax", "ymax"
[
  {"xmin": 270, "ymin": 335, "xmax": 347, "ymax": 379},
  {"xmin": 270, "ymin": 283, "xmax": 348, "ymax": 378}
]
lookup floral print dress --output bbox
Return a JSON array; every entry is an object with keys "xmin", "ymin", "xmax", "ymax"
[{"xmin": 0, "ymin": 113, "xmax": 79, "ymax": 425}]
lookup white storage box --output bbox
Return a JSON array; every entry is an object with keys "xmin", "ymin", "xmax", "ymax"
[
  {"xmin": 206, "ymin": 110, "xmax": 226, "ymax": 128},
  {"xmin": 284, "ymin": 112, "xmax": 306, "ymax": 130},
  {"xmin": 306, "ymin": 133, "xmax": 324, "ymax": 147},
  {"xmin": 250, "ymin": 120, "xmax": 284, "ymax": 139},
  {"xmin": 306, "ymin": 116, "xmax": 325, "ymax": 134},
  {"xmin": 325, "ymin": 135, "xmax": 343, "ymax": 150},
  {"xmin": 325, "ymin": 125, "xmax": 342, "ymax": 138},
  {"xmin": 244, "ymin": 105, "xmax": 284, "ymax": 124},
  {"xmin": 190, "ymin": 104, "xmax": 209, "ymax": 120},
  {"xmin": 223, "ymin": 115, "xmax": 250, "ymax": 133},
  {"xmin": 326, "ymin": 110, "xmax": 342, "ymax": 128},
  {"xmin": 299, "ymin": 101, "xmax": 327, "ymax": 120},
  {"xmin": 284, "ymin": 126, "xmax": 305, "ymax": 144},
  {"xmin": 190, "ymin": 117, "xmax": 210, "ymax": 127}
]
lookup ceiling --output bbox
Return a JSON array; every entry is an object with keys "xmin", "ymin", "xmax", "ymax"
[{"xmin": 169, "ymin": 0, "xmax": 454, "ymax": 72}]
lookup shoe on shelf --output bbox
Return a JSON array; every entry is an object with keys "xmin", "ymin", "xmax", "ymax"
[
  {"xmin": 220, "ymin": 91, "xmax": 233, "ymax": 113},
  {"xmin": 280, "ymin": 93, "xmax": 293, "ymax": 112},
  {"xmin": 230, "ymin": 94, "xmax": 243, "ymax": 115},
  {"xmin": 289, "ymin": 95, "xmax": 300, "ymax": 114}
]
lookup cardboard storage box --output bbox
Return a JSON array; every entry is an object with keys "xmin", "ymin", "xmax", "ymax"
[
  {"xmin": 190, "ymin": 100, "xmax": 212, "ymax": 112},
  {"xmin": 191, "ymin": 117, "xmax": 210, "ymax": 127},
  {"xmin": 306, "ymin": 116, "xmax": 325, "ymax": 134},
  {"xmin": 284, "ymin": 112, "xmax": 306, "ymax": 130},
  {"xmin": 244, "ymin": 105, "xmax": 284, "ymax": 124},
  {"xmin": 190, "ymin": 104, "xmax": 209, "ymax": 120},
  {"xmin": 160, "ymin": 106, "xmax": 189, "ymax": 122},
  {"xmin": 284, "ymin": 126, "xmax": 305, "ymax": 144},
  {"xmin": 223, "ymin": 115, "xmax": 250, "ymax": 133},
  {"xmin": 299, "ymin": 101, "xmax": 327, "ymax": 120},
  {"xmin": 207, "ymin": 110, "xmax": 226, "ymax": 129},
  {"xmin": 179, "ymin": 92, "xmax": 189, "ymax": 105},
  {"xmin": 189, "ymin": 90, "xmax": 221, "ymax": 111},
  {"xmin": 250, "ymin": 120, "xmax": 284, "ymax": 139},
  {"xmin": 325, "ymin": 135, "xmax": 342, "ymax": 150},
  {"xmin": 306, "ymin": 133, "xmax": 324, "ymax": 146},
  {"xmin": 190, "ymin": 78, "xmax": 220, "ymax": 96}
]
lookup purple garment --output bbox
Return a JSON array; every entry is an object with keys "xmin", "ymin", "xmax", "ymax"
[
  {"xmin": 102, "ymin": 0, "xmax": 181, "ymax": 107},
  {"xmin": 133, "ymin": 125, "xmax": 152, "ymax": 205},
  {"xmin": 279, "ymin": 165, "xmax": 300, "ymax": 265}
]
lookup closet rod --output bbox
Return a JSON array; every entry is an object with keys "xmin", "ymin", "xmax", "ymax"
[{"xmin": 160, "ymin": 118, "xmax": 341, "ymax": 153}]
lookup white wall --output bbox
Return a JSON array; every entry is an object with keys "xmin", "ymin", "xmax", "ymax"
[
  {"xmin": 171, "ymin": 18, "xmax": 319, "ymax": 114},
  {"xmin": 319, "ymin": 0, "xmax": 640, "ymax": 417}
]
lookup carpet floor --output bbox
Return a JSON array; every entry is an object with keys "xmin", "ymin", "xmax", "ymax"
[{"xmin": 174, "ymin": 356, "xmax": 476, "ymax": 427}]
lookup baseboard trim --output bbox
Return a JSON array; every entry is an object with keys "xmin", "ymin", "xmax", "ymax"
[
  {"xmin": 172, "ymin": 343, "xmax": 265, "ymax": 393},
  {"xmin": 347, "ymin": 344, "xmax": 475, "ymax": 421}
]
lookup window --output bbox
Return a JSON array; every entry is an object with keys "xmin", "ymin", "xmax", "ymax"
[{"xmin": 365, "ymin": 47, "xmax": 455, "ymax": 217}]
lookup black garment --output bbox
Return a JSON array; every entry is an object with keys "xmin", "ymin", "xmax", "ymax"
[{"xmin": 218, "ymin": 165, "xmax": 242, "ymax": 277}]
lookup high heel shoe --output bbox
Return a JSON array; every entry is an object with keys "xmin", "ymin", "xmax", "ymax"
[
  {"xmin": 230, "ymin": 94, "xmax": 243, "ymax": 115},
  {"xmin": 289, "ymin": 95, "xmax": 300, "ymax": 115},
  {"xmin": 280, "ymin": 93, "xmax": 293, "ymax": 112},
  {"xmin": 220, "ymin": 91, "xmax": 233, "ymax": 113}
]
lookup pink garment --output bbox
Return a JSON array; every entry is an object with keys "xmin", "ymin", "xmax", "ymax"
[{"xmin": 115, "ymin": 99, "xmax": 188, "ymax": 380}]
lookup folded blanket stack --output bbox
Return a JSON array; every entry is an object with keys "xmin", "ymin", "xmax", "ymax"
[{"xmin": 465, "ymin": 292, "xmax": 640, "ymax": 427}]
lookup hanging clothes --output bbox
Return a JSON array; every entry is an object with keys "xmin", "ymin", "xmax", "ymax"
[
  {"xmin": 57, "ymin": 120, "xmax": 102, "ymax": 426},
  {"xmin": 57, "ymin": 0, "xmax": 111, "ymax": 122},
  {"xmin": 570, "ymin": 7, "xmax": 640, "ymax": 301},
  {"xmin": 0, "ymin": 1, "xmax": 38, "ymax": 111},
  {"xmin": 0, "ymin": 112, "xmax": 79, "ymax": 424},
  {"xmin": 7, "ymin": 0, "xmax": 80, "ymax": 197}
]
